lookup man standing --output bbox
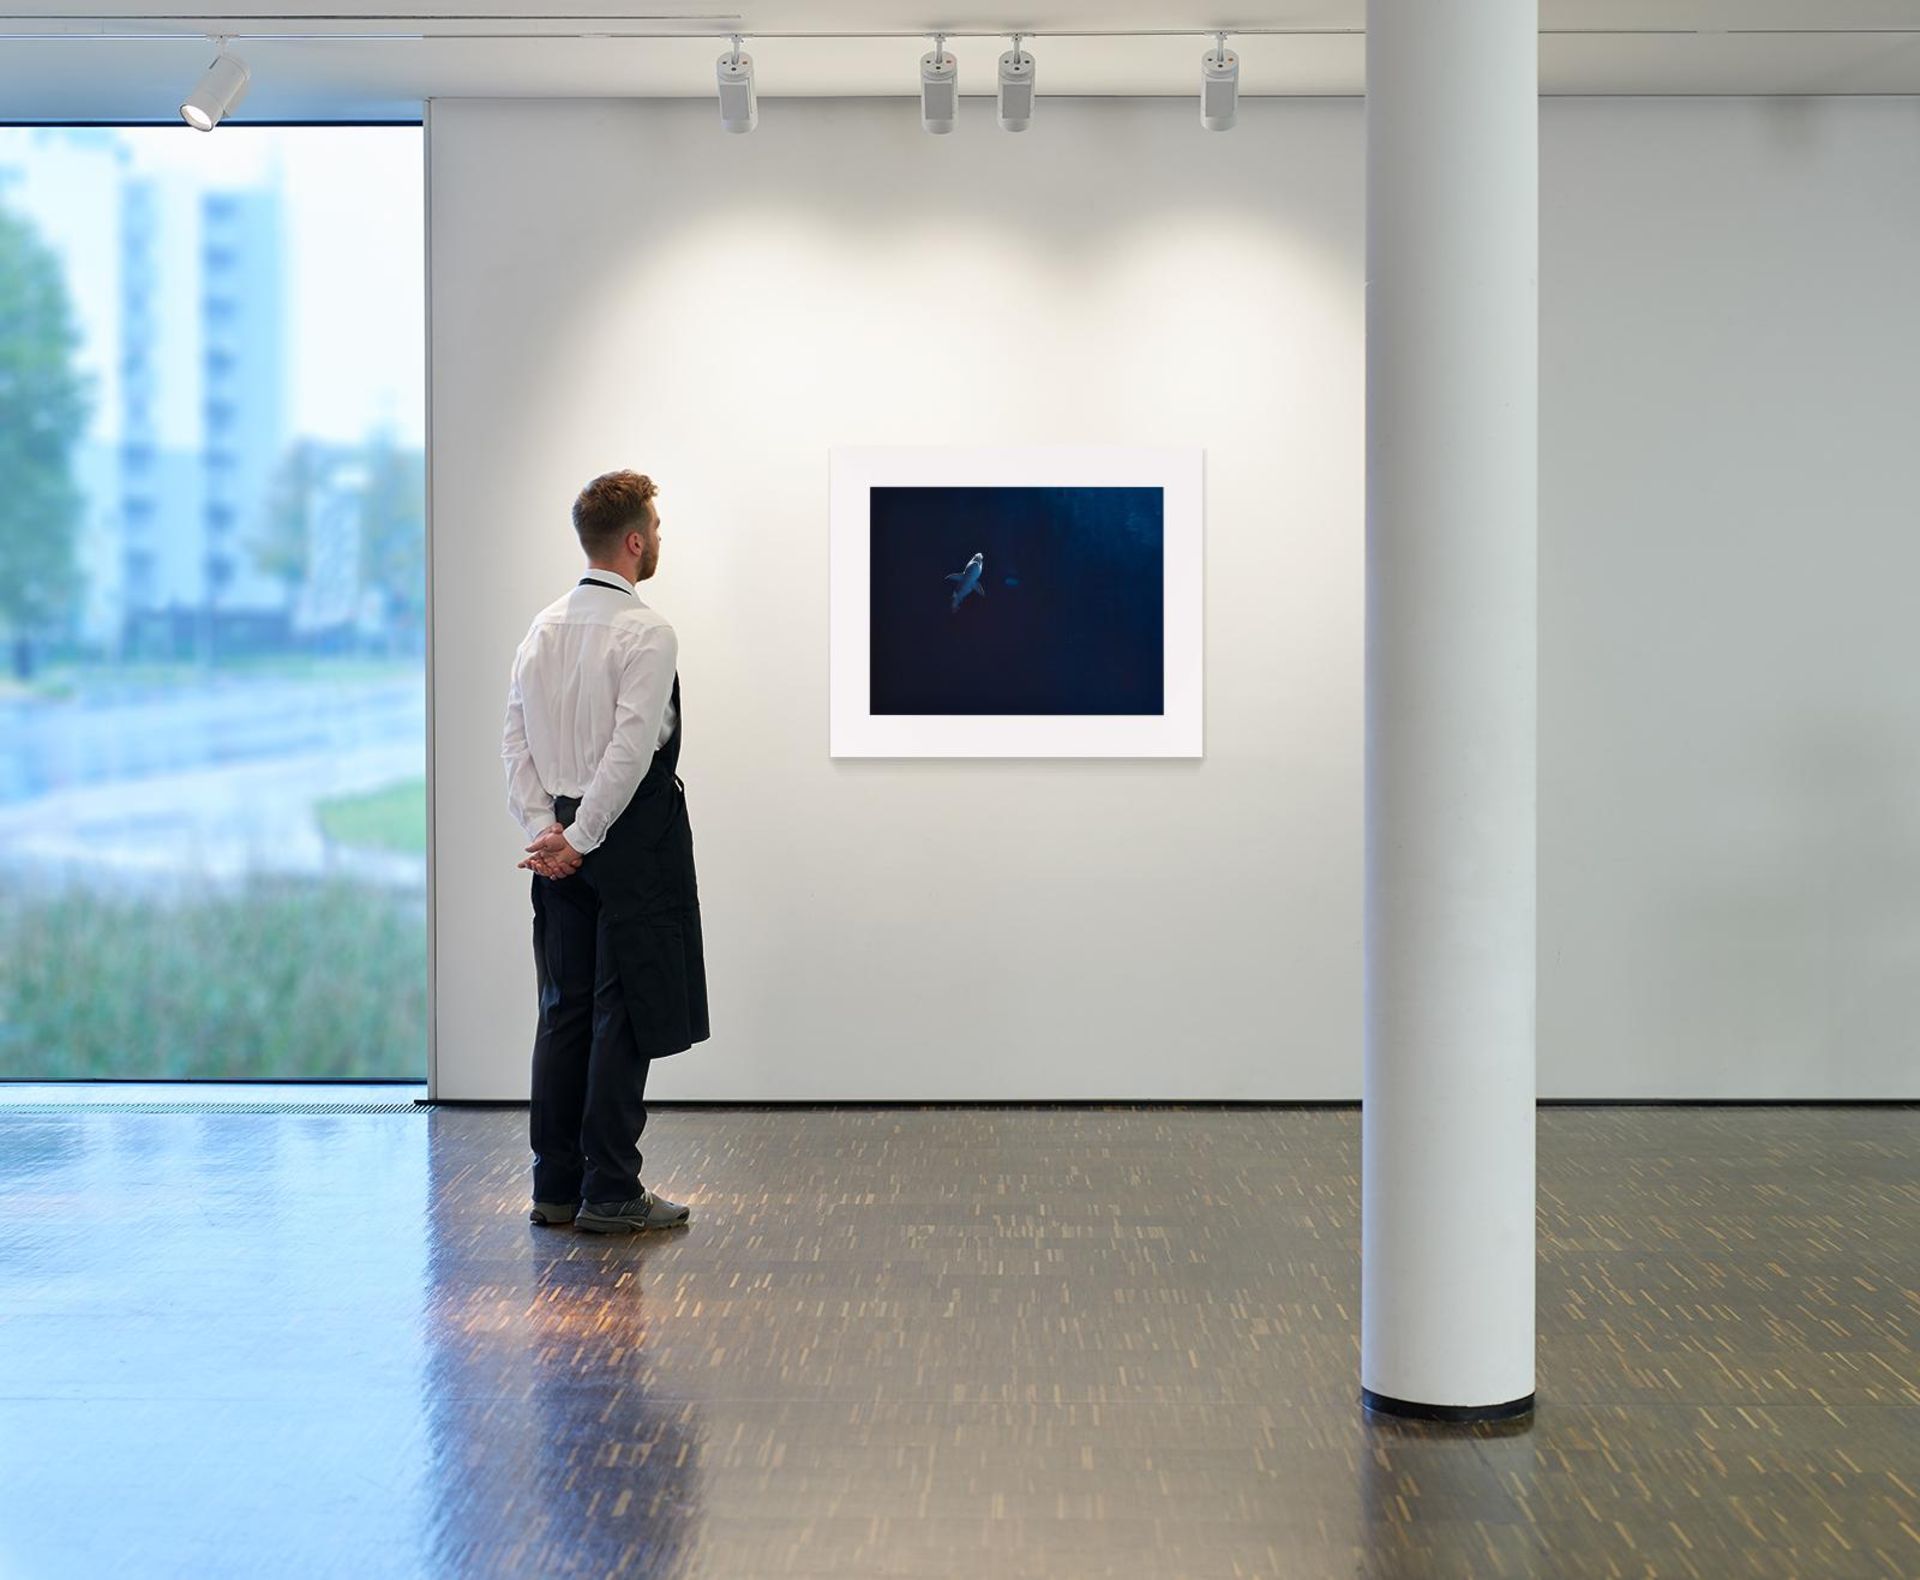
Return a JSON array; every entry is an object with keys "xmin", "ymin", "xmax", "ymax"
[{"xmin": 501, "ymin": 469, "xmax": 709, "ymax": 1233}]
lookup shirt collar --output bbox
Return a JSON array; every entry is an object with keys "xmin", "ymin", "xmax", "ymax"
[{"xmin": 579, "ymin": 568, "xmax": 636, "ymax": 595}]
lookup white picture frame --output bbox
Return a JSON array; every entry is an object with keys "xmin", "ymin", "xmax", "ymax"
[{"xmin": 829, "ymin": 445, "xmax": 1204, "ymax": 758}]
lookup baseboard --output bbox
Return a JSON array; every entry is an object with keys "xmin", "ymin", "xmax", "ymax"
[{"xmin": 419, "ymin": 1096, "xmax": 1918, "ymax": 1110}]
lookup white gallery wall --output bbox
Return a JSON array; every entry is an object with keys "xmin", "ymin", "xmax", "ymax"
[
  {"xmin": 1542, "ymin": 98, "xmax": 1920, "ymax": 1099},
  {"xmin": 429, "ymin": 95, "xmax": 1365, "ymax": 1101},
  {"xmin": 429, "ymin": 94, "xmax": 1920, "ymax": 1101}
]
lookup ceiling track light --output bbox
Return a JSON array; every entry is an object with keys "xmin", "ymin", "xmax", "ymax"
[
  {"xmin": 716, "ymin": 31, "xmax": 756, "ymax": 132},
  {"xmin": 997, "ymin": 33, "xmax": 1035, "ymax": 132},
  {"xmin": 180, "ymin": 39, "xmax": 250, "ymax": 131},
  {"xmin": 1201, "ymin": 31, "xmax": 1238, "ymax": 131},
  {"xmin": 920, "ymin": 32, "xmax": 957, "ymax": 135}
]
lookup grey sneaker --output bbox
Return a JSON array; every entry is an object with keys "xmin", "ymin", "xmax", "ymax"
[
  {"xmin": 529, "ymin": 1201, "xmax": 577, "ymax": 1226},
  {"xmin": 575, "ymin": 1186, "xmax": 691, "ymax": 1233}
]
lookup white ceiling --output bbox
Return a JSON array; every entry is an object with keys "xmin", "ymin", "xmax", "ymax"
[{"xmin": 2, "ymin": 1, "xmax": 1919, "ymax": 120}]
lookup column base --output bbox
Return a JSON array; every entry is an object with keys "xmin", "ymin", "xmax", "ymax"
[{"xmin": 1361, "ymin": 1389, "xmax": 1536, "ymax": 1424}]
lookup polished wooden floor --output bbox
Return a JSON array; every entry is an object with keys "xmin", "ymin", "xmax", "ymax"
[{"xmin": 0, "ymin": 1098, "xmax": 1913, "ymax": 1578}]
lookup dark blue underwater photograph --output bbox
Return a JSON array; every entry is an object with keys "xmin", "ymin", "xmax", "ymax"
[{"xmin": 868, "ymin": 486, "xmax": 1165, "ymax": 716}]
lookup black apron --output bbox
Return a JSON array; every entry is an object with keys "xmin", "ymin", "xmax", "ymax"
[{"xmin": 586, "ymin": 669, "xmax": 711, "ymax": 1059}]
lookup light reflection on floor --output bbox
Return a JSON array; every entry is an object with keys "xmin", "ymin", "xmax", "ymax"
[{"xmin": 0, "ymin": 1097, "xmax": 1913, "ymax": 1578}]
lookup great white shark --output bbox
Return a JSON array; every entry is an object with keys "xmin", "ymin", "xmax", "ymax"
[{"xmin": 945, "ymin": 552, "xmax": 986, "ymax": 612}]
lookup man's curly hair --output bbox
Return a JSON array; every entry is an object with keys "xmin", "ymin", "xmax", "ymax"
[{"xmin": 573, "ymin": 470, "xmax": 659, "ymax": 559}]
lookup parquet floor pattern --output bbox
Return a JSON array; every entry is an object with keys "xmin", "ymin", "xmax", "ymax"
[{"xmin": 0, "ymin": 1103, "xmax": 1912, "ymax": 1578}]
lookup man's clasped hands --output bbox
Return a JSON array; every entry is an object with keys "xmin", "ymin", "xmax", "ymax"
[{"xmin": 520, "ymin": 824, "xmax": 583, "ymax": 881}]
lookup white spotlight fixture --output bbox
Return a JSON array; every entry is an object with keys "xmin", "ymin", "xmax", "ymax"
[
  {"xmin": 920, "ymin": 34, "xmax": 958, "ymax": 135},
  {"xmin": 716, "ymin": 34, "xmax": 756, "ymax": 133},
  {"xmin": 180, "ymin": 42, "xmax": 249, "ymax": 132},
  {"xmin": 997, "ymin": 35, "xmax": 1035, "ymax": 132},
  {"xmin": 1200, "ymin": 32, "xmax": 1238, "ymax": 132}
]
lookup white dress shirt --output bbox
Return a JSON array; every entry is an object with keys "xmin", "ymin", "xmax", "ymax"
[{"xmin": 501, "ymin": 568, "xmax": 679, "ymax": 856}]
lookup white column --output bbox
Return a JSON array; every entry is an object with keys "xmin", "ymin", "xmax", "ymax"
[{"xmin": 1362, "ymin": 0, "xmax": 1539, "ymax": 1420}]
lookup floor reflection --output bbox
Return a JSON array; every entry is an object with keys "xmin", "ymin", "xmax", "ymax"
[
  {"xmin": 0, "ymin": 1106, "xmax": 433, "ymax": 1578},
  {"xmin": 2, "ymin": 1099, "xmax": 1912, "ymax": 1578},
  {"xmin": 421, "ymin": 1109, "xmax": 704, "ymax": 1578},
  {"xmin": 1358, "ymin": 1411, "xmax": 1541, "ymax": 1577}
]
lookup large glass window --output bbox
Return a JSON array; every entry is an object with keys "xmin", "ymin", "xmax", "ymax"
[{"xmin": 0, "ymin": 126, "xmax": 425, "ymax": 1079}]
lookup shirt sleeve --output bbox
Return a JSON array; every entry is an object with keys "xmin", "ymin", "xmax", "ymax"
[
  {"xmin": 566, "ymin": 622, "xmax": 679, "ymax": 856},
  {"xmin": 500, "ymin": 652, "xmax": 553, "ymax": 842}
]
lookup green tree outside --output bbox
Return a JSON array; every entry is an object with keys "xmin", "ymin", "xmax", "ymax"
[
  {"xmin": 258, "ymin": 428, "xmax": 425, "ymax": 651},
  {"xmin": 360, "ymin": 430, "xmax": 426, "ymax": 647},
  {"xmin": 258, "ymin": 436, "xmax": 332, "ymax": 594},
  {"xmin": 0, "ymin": 200, "xmax": 92, "ymax": 680}
]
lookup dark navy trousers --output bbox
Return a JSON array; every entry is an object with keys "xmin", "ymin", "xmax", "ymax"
[{"xmin": 528, "ymin": 866, "xmax": 652, "ymax": 1206}]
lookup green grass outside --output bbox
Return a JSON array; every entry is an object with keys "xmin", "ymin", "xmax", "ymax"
[
  {"xmin": 316, "ymin": 778, "xmax": 428, "ymax": 856},
  {"xmin": 0, "ymin": 878, "xmax": 428, "ymax": 1080}
]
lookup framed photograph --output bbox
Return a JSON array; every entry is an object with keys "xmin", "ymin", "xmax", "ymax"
[{"xmin": 829, "ymin": 446, "xmax": 1203, "ymax": 757}]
